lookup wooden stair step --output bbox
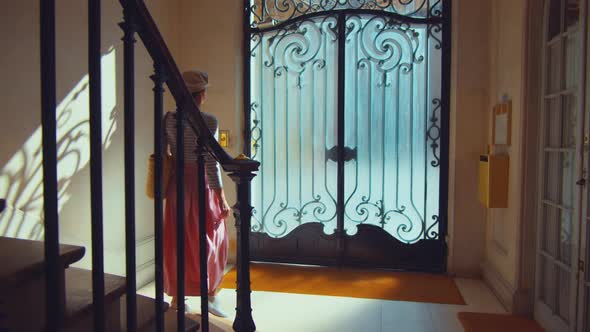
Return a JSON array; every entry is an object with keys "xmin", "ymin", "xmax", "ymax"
[
  {"xmin": 120, "ymin": 294, "xmax": 168, "ymax": 331},
  {"xmin": 0, "ymin": 237, "xmax": 85, "ymax": 288},
  {"xmin": 0, "ymin": 238, "xmax": 86, "ymax": 331},
  {"xmin": 160, "ymin": 309, "xmax": 200, "ymax": 332},
  {"xmin": 121, "ymin": 294, "xmax": 200, "ymax": 332},
  {"xmin": 64, "ymin": 267, "xmax": 126, "ymax": 330}
]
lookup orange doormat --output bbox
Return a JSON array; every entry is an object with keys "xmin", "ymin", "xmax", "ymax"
[
  {"xmin": 220, "ymin": 263, "xmax": 465, "ymax": 305},
  {"xmin": 458, "ymin": 312, "xmax": 545, "ymax": 332}
]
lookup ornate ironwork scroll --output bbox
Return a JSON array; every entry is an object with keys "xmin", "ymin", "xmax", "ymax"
[
  {"xmin": 248, "ymin": 3, "xmax": 444, "ymax": 244},
  {"xmin": 340, "ymin": 14, "xmax": 441, "ymax": 243},
  {"xmin": 250, "ymin": 16, "xmax": 339, "ymax": 238},
  {"xmin": 250, "ymin": 0, "xmax": 443, "ymax": 28}
]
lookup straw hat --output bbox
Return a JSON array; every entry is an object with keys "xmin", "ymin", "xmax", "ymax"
[{"xmin": 182, "ymin": 70, "xmax": 209, "ymax": 94}]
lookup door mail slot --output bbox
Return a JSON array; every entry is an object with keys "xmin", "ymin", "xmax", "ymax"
[{"xmin": 478, "ymin": 154, "xmax": 509, "ymax": 208}]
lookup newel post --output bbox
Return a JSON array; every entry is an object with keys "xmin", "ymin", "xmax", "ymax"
[{"xmin": 228, "ymin": 154, "xmax": 259, "ymax": 332}]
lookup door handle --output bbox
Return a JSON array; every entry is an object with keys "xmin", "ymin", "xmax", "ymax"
[
  {"xmin": 576, "ymin": 178, "xmax": 586, "ymax": 186},
  {"xmin": 326, "ymin": 146, "xmax": 357, "ymax": 162}
]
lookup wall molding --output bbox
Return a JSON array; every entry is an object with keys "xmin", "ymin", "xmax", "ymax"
[
  {"xmin": 492, "ymin": 239, "xmax": 509, "ymax": 257},
  {"xmin": 490, "ymin": 210, "xmax": 509, "ymax": 256},
  {"xmin": 136, "ymin": 259, "xmax": 155, "ymax": 290},
  {"xmin": 482, "ymin": 260, "xmax": 515, "ymax": 310},
  {"xmin": 482, "ymin": 260, "xmax": 531, "ymax": 314},
  {"xmin": 136, "ymin": 235, "xmax": 155, "ymax": 288},
  {"xmin": 136, "ymin": 235, "xmax": 155, "ymax": 246}
]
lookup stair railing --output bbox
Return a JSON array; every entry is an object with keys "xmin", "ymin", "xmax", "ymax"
[{"xmin": 39, "ymin": 0, "xmax": 259, "ymax": 331}]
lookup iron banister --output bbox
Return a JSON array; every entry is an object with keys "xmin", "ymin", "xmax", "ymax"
[
  {"xmin": 121, "ymin": 0, "xmax": 258, "ymax": 171},
  {"xmin": 224, "ymin": 154, "xmax": 261, "ymax": 173}
]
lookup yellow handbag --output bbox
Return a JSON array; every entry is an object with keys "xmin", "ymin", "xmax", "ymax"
[{"xmin": 146, "ymin": 154, "xmax": 173, "ymax": 199}]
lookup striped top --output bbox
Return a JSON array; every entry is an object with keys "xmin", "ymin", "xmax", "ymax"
[{"xmin": 164, "ymin": 111, "xmax": 223, "ymax": 189}]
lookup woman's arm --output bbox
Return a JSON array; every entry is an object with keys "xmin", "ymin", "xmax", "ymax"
[
  {"xmin": 162, "ymin": 112, "xmax": 171, "ymax": 157},
  {"xmin": 202, "ymin": 112, "xmax": 230, "ymax": 219},
  {"xmin": 214, "ymin": 188, "xmax": 230, "ymax": 219}
]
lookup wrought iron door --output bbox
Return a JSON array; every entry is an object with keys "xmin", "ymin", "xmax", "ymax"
[{"xmin": 244, "ymin": 0, "xmax": 450, "ymax": 271}]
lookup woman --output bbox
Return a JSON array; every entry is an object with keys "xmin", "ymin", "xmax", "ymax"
[{"xmin": 163, "ymin": 70, "xmax": 230, "ymax": 317}]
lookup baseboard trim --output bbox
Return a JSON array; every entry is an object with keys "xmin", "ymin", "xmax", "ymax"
[
  {"xmin": 481, "ymin": 260, "xmax": 517, "ymax": 312},
  {"xmin": 136, "ymin": 236, "xmax": 155, "ymax": 289},
  {"xmin": 512, "ymin": 288, "xmax": 533, "ymax": 316},
  {"xmin": 481, "ymin": 260, "xmax": 534, "ymax": 315},
  {"xmin": 136, "ymin": 260, "xmax": 155, "ymax": 289}
]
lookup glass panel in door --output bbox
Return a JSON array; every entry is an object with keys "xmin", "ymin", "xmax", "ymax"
[
  {"xmin": 250, "ymin": 16, "xmax": 340, "ymax": 238},
  {"xmin": 536, "ymin": 0, "xmax": 582, "ymax": 330},
  {"xmin": 342, "ymin": 15, "xmax": 442, "ymax": 243}
]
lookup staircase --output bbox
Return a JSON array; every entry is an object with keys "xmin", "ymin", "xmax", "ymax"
[
  {"xmin": 0, "ymin": 236, "xmax": 200, "ymax": 331},
  {"xmin": 4, "ymin": 0, "xmax": 260, "ymax": 330}
]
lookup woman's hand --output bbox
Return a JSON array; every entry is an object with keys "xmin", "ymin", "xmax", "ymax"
[{"xmin": 214, "ymin": 188, "xmax": 231, "ymax": 219}]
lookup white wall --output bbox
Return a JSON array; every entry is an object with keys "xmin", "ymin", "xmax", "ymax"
[
  {"xmin": 0, "ymin": 0, "xmax": 181, "ymax": 287},
  {"xmin": 481, "ymin": 0, "xmax": 545, "ymax": 314},
  {"xmin": 447, "ymin": 0, "xmax": 490, "ymax": 277},
  {"xmin": 484, "ymin": 0, "xmax": 527, "ymax": 288}
]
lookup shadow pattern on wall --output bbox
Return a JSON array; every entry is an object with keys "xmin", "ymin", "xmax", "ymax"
[{"xmin": 0, "ymin": 48, "xmax": 117, "ymax": 240}]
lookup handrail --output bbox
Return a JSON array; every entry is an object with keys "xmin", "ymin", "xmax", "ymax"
[
  {"xmin": 118, "ymin": 1, "xmax": 259, "ymax": 331},
  {"xmin": 121, "ymin": 0, "xmax": 259, "ymax": 172}
]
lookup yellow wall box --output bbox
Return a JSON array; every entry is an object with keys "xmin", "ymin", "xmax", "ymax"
[{"xmin": 478, "ymin": 154, "xmax": 509, "ymax": 208}]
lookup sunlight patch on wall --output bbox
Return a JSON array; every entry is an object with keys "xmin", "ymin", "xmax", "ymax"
[{"xmin": 0, "ymin": 48, "xmax": 117, "ymax": 240}]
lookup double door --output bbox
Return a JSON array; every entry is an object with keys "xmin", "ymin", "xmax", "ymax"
[
  {"xmin": 536, "ymin": 0, "xmax": 590, "ymax": 330},
  {"xmin": 246, "ymin": 3, "xmax": 449, "ymax": 271}
]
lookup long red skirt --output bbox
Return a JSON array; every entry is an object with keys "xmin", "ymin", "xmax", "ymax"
[{"xmin": 163, "ymin": 163, "xmax": 228, "ymax": 296}]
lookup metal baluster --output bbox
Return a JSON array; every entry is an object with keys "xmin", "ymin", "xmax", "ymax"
[
  {"xmin": 439, "ymin": 0, "xmax": 452, "ymax": 259},
  {"xmin": 89, "ymin": 0, "xmax": 105, "ymax": 330},
  {"xmin": 176, "ymin": 105, "xmax": 186, "ymax": 332},
  {"xmin": 151, "ymin": 64, "xmax": 167, "ymax": 332},
  {"xmin": 230, "ymin": 158, "xmax": 258, "ymax": 332},
  {"xmin": 120, "ymin": 3, "xmax": 138, "ymax": 331},
  {"xmin": 197, "ymin": 138, "xmax": 209, "ymax": 332},
  {"xmin": 243, "ymin": 0, "xmax": 252, "ymax": 158},
  {"xmin": 336, "ymin": 13, "xmax": 346, "ymax": 260},
  {"xmin": 40, "ymin": 0, "xmax": 62, "ymax": 330}
]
